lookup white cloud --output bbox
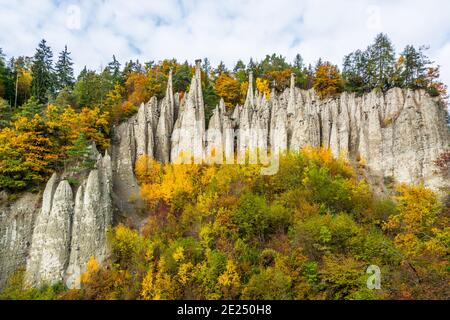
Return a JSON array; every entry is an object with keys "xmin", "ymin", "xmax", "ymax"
[{"xmin": 0, "ymin": 0, "xmax": 449, "ymax": 86}]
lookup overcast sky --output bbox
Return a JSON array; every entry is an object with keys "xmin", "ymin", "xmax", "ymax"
[{"xmin": 1, "ymin": 0, "xmax": 450, "ymax": 86}]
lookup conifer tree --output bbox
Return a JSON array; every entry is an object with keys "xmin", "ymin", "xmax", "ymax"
[
  {"xmin": 0, "ymin": 48, "xmax": 14, "ymax": 103},
  {"xmin": 202, "ymin": 57, "xmax": 212, "ymax": 78},
  {"xmin": 107, "ymin": 55, "xmax": 122, "ymax": 84},
  {"xmin": 342, "ymin": 50, "xmax": 369, "ymax": 93},
  {"xmin": 66, "ymin": 133, "xmax": 96, "ymax": 170},
  {"xmin": 55, "ymin": 45, "xmax": 75, "ymax": 91},
  {"xmin": 31, "ymin": 39, "xmax": 55, "ymax": 103},
  {"xmin": 367, "ymin": 33, "xmax": 396, "ymax": 91},
  {"xmin": 398, "ymin": 45, "xmax": 431, "ymax": 89}
]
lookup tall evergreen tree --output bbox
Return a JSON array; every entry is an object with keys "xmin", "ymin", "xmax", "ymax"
[
  {"xmin": 0, "ymin": 97, "xmax": 12, "ymax": 127},
  {"xmin": 0, "ymin": 48, "xmax": 14, "ymax": 102},
  {"xmin": 173, "ymin": 62, "xmax": 192, "ymax": 93},
  {"xmin": 233, "ymin": 60, "xmax": 247, "ymax": 83},
  {"xmin": 342, "ymin": 49, "xmax": 370, "ymax": 93},
  {"xmin": 31, "ymin": 39, "xmax": 55, "ymax": 103},
  {"xmin": 367, "ymin": 33, "xmax": 396, "ymax": 91},
  {"xmin": 107, "ymin": 55, "xmax": 122, "ymax": 84},
  {"xmin": 13, "ymin": 96, "xmax": 43, "ymax": 119},
  {"xmin": 398, "ymin": 45, "xmax": 431, "ymax": 89},
  {"xmin": 247, "ymin": 58, "xmax": 255, "ymax": 71},
  {"xmin": 74, "ymin": 68, "xmax": 104, "ymax": 108},
  {"xmin": 214, "ymin": 61, "xmax": 228, "ymax": 78},
  {"xmin": 293, "ymin": 53, "xmax": 304, "ymax": 71},
  {"xmin": 307, "ymin": 64, "xmax": 316, "ymax": 89},
  {"xmin": 246, "ymin": 57, "xmax": 265, "ymax": 79},
  {"xmin": 0, "ymin": 49, "xmax": 8, "ymax": 98},
  {"xmin": 66, "ymin": 133, "xmax": 96, "ymax": 171},
  {"xmin": 260, "ymin": 53, "xmax": 290, "ymax": 73},
  {"xmin": 233, "ymin": 60, "xmax": 246, "ymax": 73},
  {"xmin": 55, "ymin": 45, "xmax": 75, "ymax": 91},
  {"xmin": 123, "ymin": 59, "xmax": 143, "ymax": 78},
  {"xmin": 202, "ymin": 58, "xmax": 212, "ymax": 78},
  {"xmin": 292, "ymin": 53, "xmax": 307, "ymax": 88}
]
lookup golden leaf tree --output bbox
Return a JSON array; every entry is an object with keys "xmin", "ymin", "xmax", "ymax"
[
  {"xmin": 313, "ymin": 62, "xmax": 342, "ymax": 99},
  {"xmin": 214, "ymin": 74, "xmax": 241, "ymax": 108}
]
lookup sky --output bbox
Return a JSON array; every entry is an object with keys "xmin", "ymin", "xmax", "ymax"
[{"xmin": 1, "ymin": 0, "xmax": 450, "ymax": 87}]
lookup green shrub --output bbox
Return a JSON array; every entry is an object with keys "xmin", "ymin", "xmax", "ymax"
[{"xmin": 242, "ymin": 267, "xmax": 292, "ymax": 300}]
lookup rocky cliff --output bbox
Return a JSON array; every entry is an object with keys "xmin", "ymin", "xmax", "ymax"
[
  {"xmin": 0, "ymin": 60, "xmax": 449, "ymax": 290},
  {"xmin": 0, "ymin": 192, "xmax": 40, "ymax": 289},
  {"xmin": 114, "ymin": 60, "xmax": 449, "ymax": 192},
  {"xmin": 22, "ymin": 146, "xmax": 112, "ymax": 289}
]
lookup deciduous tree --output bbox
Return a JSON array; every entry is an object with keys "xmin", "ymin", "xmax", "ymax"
[{"xmin": 313, "ymin": 62, "xmax": 342, "ymax": 99}]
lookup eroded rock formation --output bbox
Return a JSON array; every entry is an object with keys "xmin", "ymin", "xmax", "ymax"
[
  {"xmin": 110, "ymin": 61, "xmax": 449, "ymax": 221},
  {"xmin": 23, "ymin": 146, "xmax": 112, "ymax": 288},
  {"xmin": 0, "ymin": 192, "xmax": 41, "ymax": 289},
  {"xmin": 0, "ymin": 60, "xmax": 449, "ymax": 290}
]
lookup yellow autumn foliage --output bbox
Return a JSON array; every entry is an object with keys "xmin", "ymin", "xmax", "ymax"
[
  {"xmin": 177, "ymin": 262, "xmax": 194, "ymax": 285},
  {"xmin": 80, "ymin": 256, "xmax": 100, "ymax": 285},
  {"xmin": 215, "ymin": 74, "xmax": 241, "ymax": 108},
  {"xmin": 256, "ymin": 77, "xmax": 270, "ymax": 99},
  {"xmin": 384, "ymin": 184, "xmax": 448, "ymax": 258},
  {"xmin": 172, "ymin": 246, "xmax": 185, "ymax": 262},
  {"xmin": 141, "ymin": 257, "xmax": 176, "ymax": 300},
  {"xmin": 137, "ymin": 155, "xmax": 202, "ymax": 209},
  {"xmin": 56, "ymin": 149, "xmax": 449, "ymax": 301},
  {"xmin": 313, "ymin": 62, "xmax": 342, "ymax": 99}
]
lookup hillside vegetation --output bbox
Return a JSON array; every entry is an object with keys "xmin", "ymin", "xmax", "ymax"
[{"xmin": 2, "ymin": 148, "xmax": 448, "ymax": 300}]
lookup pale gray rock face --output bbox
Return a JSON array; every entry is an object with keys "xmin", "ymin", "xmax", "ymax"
[
  {"xmin": 0, "ymin": 192, "xmax": 41, "ymax": 289},
  {"xmin": 183, "ymin": 70, "xmax": 448, "ymax": 190},
  {"xmin": 110, "ymin": 72, "xmax": 179, "ymax": 218},
  {"xmin": 112, "ymin": 120, "xmax": 142, "ymax": 215},
  {"xmin": 135, "ymin": 102, "xmax": 153, "ymax": 160},
  {"xmin": 287, "ymin": 73, "xmax": 297, "ymax": 117},
  {"xmin": 155, "ymin": 70, "xmax": 175, "ymax": 163},
  {"xmin": 222, "ymin": 118, "xmax": 235, "ymax": 164},
  {"xmin": 155, "ymin": 104, "xmax": 172, "ymax": 163},
  {"xmin": 25, "ymin": 179, "xmax": 73, "ymax": 286},
  {"xmin": 23, "ymin": 147, "xmax": 113, "ymax": 289},
  {"xmin": 286, "ymin": 87, "xmax": 449, "ymax": 191},
  {"xmin": 237, "ymin": 72, "xmax": 257, "ymax": 162},
  {"xmin": 271, "ymin": 102, "xmax": 288, "ymax": 154},
  {"xmin": 24, "ymin": 173, "xmax": 60, "ymax": 287},
  {"xmin": 171, "ymin": 60, "xmax": 205, "ymax": 163},
  {"xmin": 205, "ymin": 106, "xmax": 224, "ymax": 163},
  {"xmin": 66, "ymin": 152, "xmax": 112, "ymax": 289},
  {"xmin": 38, "ymin": 181, "xmax": 73, "ymax": 284},
  {"xmin": 147, "ymin": 97, "xmax": 159, "ymax": 140},
  {"xmin": 113, "ymin": 66, "xmax": 449, "ymax": 203}
]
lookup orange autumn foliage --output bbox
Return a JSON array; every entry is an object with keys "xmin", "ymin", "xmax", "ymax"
[
  {"xmin": 313, "ymin": 62, "xmax": 342, "ymax": 99},
  {"xmin": 125, "ymin": 72, "xmax": 152, "ymax": 107},
  {"xmin": 0, "ymin": 105, "xmax": 110, "ymax": 191}
]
